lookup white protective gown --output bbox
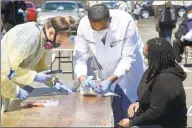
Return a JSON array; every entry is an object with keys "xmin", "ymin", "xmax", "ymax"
[{"xmin": 73, "ymin": 10, "xmax": 147, "ymax": 102}]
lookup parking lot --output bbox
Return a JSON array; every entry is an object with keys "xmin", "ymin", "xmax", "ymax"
[{"xmin": 47, "ymin": 17, "xmax": 192, "ymax": 127}]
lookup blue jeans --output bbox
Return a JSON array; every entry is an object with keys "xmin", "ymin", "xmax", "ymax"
[
  {"xmin": 112, "ymin": 84, "xmax": 132, "ymax": 127},
  {"xmin": 159, "ymin": 29, "xmax": 173, "ymax": 45}
]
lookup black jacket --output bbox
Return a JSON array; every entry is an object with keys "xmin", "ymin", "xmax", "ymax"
[
  {"xmin": 175, "ymin": 12, "xmax": 192, "ymax": 44},
  {"xmin": 132, "ymin": 65, "xmax": 187, "ymax": 128},
  {"xmin": 175, "ymin": 17, "xmax": 188, "ymax": 39},
  {"xmin": 1, "ymin": 1, "xmax": 25, "ymax": 25}
]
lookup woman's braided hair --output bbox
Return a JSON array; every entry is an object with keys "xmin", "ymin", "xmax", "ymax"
[{"xmin": 147, "ymin": 37, "xmax": 176, "ymax": 80}]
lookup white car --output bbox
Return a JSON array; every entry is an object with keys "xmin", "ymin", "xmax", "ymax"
[{"xmin": 37, "ymin": 1, "xmax": 86, "ymax": 33}]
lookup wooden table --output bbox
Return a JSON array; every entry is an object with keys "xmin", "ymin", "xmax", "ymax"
[{"xmin": 1, "ymin": 93, "xmax": 113, "ymax": 127}]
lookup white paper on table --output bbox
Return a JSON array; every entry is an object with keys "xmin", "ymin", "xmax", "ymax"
[{"xmin": 80, "ymin": 86, "xmax": 121, "ymax": 97}]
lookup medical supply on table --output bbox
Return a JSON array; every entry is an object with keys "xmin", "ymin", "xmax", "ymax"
[
  {"xmin": 80, "ymin": 77, "xmax": 120, "ymax": 97},
  {"xmin": 20, "ymin": 99, "xmax": 59, "ymax": 108},
  {"xmin": 80, "ymin": 86, "xmax": 121, "ymax": 97}
]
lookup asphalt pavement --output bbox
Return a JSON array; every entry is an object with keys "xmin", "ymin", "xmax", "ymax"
[{"xmin": 35, "ymin": 17, "xmax": 192, "ymax": 127}]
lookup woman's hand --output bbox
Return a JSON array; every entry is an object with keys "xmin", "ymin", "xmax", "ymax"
[
  {"xmin": 119, "ymin": 118, "xmax": 130, "ymax": 127},
  {"xmin": 128, "ymin": 102, "xmax": 140, "ymax": 117}
]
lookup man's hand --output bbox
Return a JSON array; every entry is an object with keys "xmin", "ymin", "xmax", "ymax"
[
  {"xmin": 95, "ymin": 79, "xmax": 113, "ymax": 94},
  {"xmin": 128, "ymin": 102, "xmax": 140, "ymax": 118},
  {"xmin": 96, "ymin": 75, "xmax": 118, "ymax": 94},
  {"xmin": 119, "ymin": 118, "xmax": 131, "ymax": 127},
  {"xmin": 81, "ymin": 77, "xmax": 98, "ymax": 90}
]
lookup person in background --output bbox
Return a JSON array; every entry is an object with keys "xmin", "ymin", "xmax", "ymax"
[
  {"xmin": 119, "ymin": 38, "xmax": 187, "ymax": 128},
  {"xmin": 152, "ymin": 0, "xmax": 176, "ymax": 44},
  {"xmin": 1, "ymin": 16, "xmax": 74, "ymax": 114},
  {"xmin": 173, "ymin": 6, "xmax": 192, "ymax": 70},
  {"xmin": 73, "ymin": 4, "xmax": 146, "ymax": 126},
  {"xmin": 1, "ymin": 1, "xmax": 25, "ymax": 32},
  {"xmin": 115, "ymin": 1, "xmax": 129, "ymax": 13},
  {"xmin": 20, "ymin": 4, "xmax": 28, "ymax": 23},
  {"xmin": 132, "ymin": 1, "xmax": 141, "ymax": 28}
]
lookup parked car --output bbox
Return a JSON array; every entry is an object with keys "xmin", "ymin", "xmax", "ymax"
[
  {"xmin": 140, "ymin": 0, "xmax": 191, "ymax": 19},
  {"xmin": 25, "ymin": 1, "xmax": 36, "ymax": 21},
  {"xmin": 36, "ymin": 1, "xmax": 83, "ymax": 33},
  {"xmin": 76, "ymin": 1, "xmax": 87, "ymax": 17},
  {"xmin": 101, "ymin": 1, "xmax": 117, "ymax": 9}
]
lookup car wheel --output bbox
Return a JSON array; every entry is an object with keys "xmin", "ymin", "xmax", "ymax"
[
  {"xmin": 141, "ymin": 10, "xmax": 150, "ymax": 19},
  {"xmin": 178, "ymin": 7, "xmax": 186, "ymax": 17}
]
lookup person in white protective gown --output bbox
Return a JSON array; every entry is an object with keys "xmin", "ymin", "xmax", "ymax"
[
  {"xmin": 1, "ymin": 16, "xmax": 74, "ymax": 114},
  {"xmin": 73, "ymin": 4, "xmax": 147, "ymax": 125}
]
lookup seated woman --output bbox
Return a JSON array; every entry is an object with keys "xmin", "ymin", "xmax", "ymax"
[
  {"xmin": 119, "ymin": 38, "xmax": 187, "ymax": 128},
  {"xmin": 173, "ymin": 6, "xmax": 192, "ymax": 68}
]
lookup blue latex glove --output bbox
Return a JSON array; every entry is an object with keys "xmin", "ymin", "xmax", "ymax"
[
  {"xmin": 54, "ymin": 80, "xmax": 73, "ymax": 94},
  {"xmin": 8, "ymin": 68, "xmax": 16, "ymax": 80},
  {"xmin": 96, "ymin": 79, "xmax": 113, "ymax": 94},
  {"xmin": 18, "ymin": 8, "xmax": 24, "ymax": 15},
  {"xmin": 81, "ymin": 78, "xmax": 98, "ymax": 90},
  {"xmin": 34, "ymin": 71, "xmax": 52, "ymax": 83},
  {"xmin": 16, "ymin": 88, "xmax": 29, "ymax": 101}
]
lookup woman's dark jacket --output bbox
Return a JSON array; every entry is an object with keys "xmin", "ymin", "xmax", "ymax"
[{"xmin": 132, "ymin": 65, "xmax": 187, "ymax": 128}]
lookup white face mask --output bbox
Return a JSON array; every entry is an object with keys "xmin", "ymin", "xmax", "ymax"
[
  {"xmin": 93, "ymin": 29, "xmax": 109, "ymax": 39},
  {"xmin": 187, "ymin": 13, "xmax": 192, "ymax": 19}
]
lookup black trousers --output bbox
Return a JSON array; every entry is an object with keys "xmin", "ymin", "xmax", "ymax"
[{"xmin": 173, "ymin": 39, "xmax": 192, "ymax": 63}]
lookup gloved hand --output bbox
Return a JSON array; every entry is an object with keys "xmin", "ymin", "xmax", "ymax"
[
  {"xmin": 8, "ymin": 68, "xmax": 16, "ymax": 80},
  {"xmin": 16, "ymin": 88, "xmax": 29, "ymax": 101},
  {"xmin": 81, "ymin": 78, "xmax": 98, "ymax": 90},
  {"xmin": 18, "ymin": 8, "xmax": 24, "ymax": 15},
  {"xmin": 96, "ymin": 79, "xmax": 113, "ymax": 94},
  {"xmin": 34, "ymin": 71, "xmax": 52, "ymax": 83},
  {"xmin": 54, "ymin": 80, "xmax": 73, "ymax": 94}
]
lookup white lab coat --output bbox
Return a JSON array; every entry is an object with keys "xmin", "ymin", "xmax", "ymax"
[{"xmin": 73, "ymin": 10, "xmax": 147, "ymax": 102}]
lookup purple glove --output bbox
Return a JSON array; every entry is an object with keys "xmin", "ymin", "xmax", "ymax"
[
  {"xmin": 34, "ymin": 71, "xmax": 52, "ymax": 83},
  {"xmin": 54, "ymin": 80, "xmax": 73, "ymax": 94},
  {"xmin": 81, "ymin": 78, "xmax": 98, "ymax": 90},
  {"xmin": 16, "ymin": 88, "xmax": 29, "ymax": 101},
  {"xmin": 95, "ymin": 79, "xmax": 113, "ymax": 94}
]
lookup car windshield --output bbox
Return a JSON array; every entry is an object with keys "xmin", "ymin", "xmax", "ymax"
[
  {"xmin": 41, "ymin": 2, "xmax": 77, "ymax": 12},
  {"xmin": 102, "ymin": 2, "xmax": 116, "ymax": 9},
  {"xmin": 77, "ymin": 3, "xmax": 84, "ymax": 8},
  {"xmin": 26, "ymin": 3, "xmax": 33, "ymax": 8}
]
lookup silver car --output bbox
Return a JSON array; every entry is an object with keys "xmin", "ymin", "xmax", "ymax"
[{"xmin": 37, "ymin": 1, "xmax": 86, "ymax": 33}]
